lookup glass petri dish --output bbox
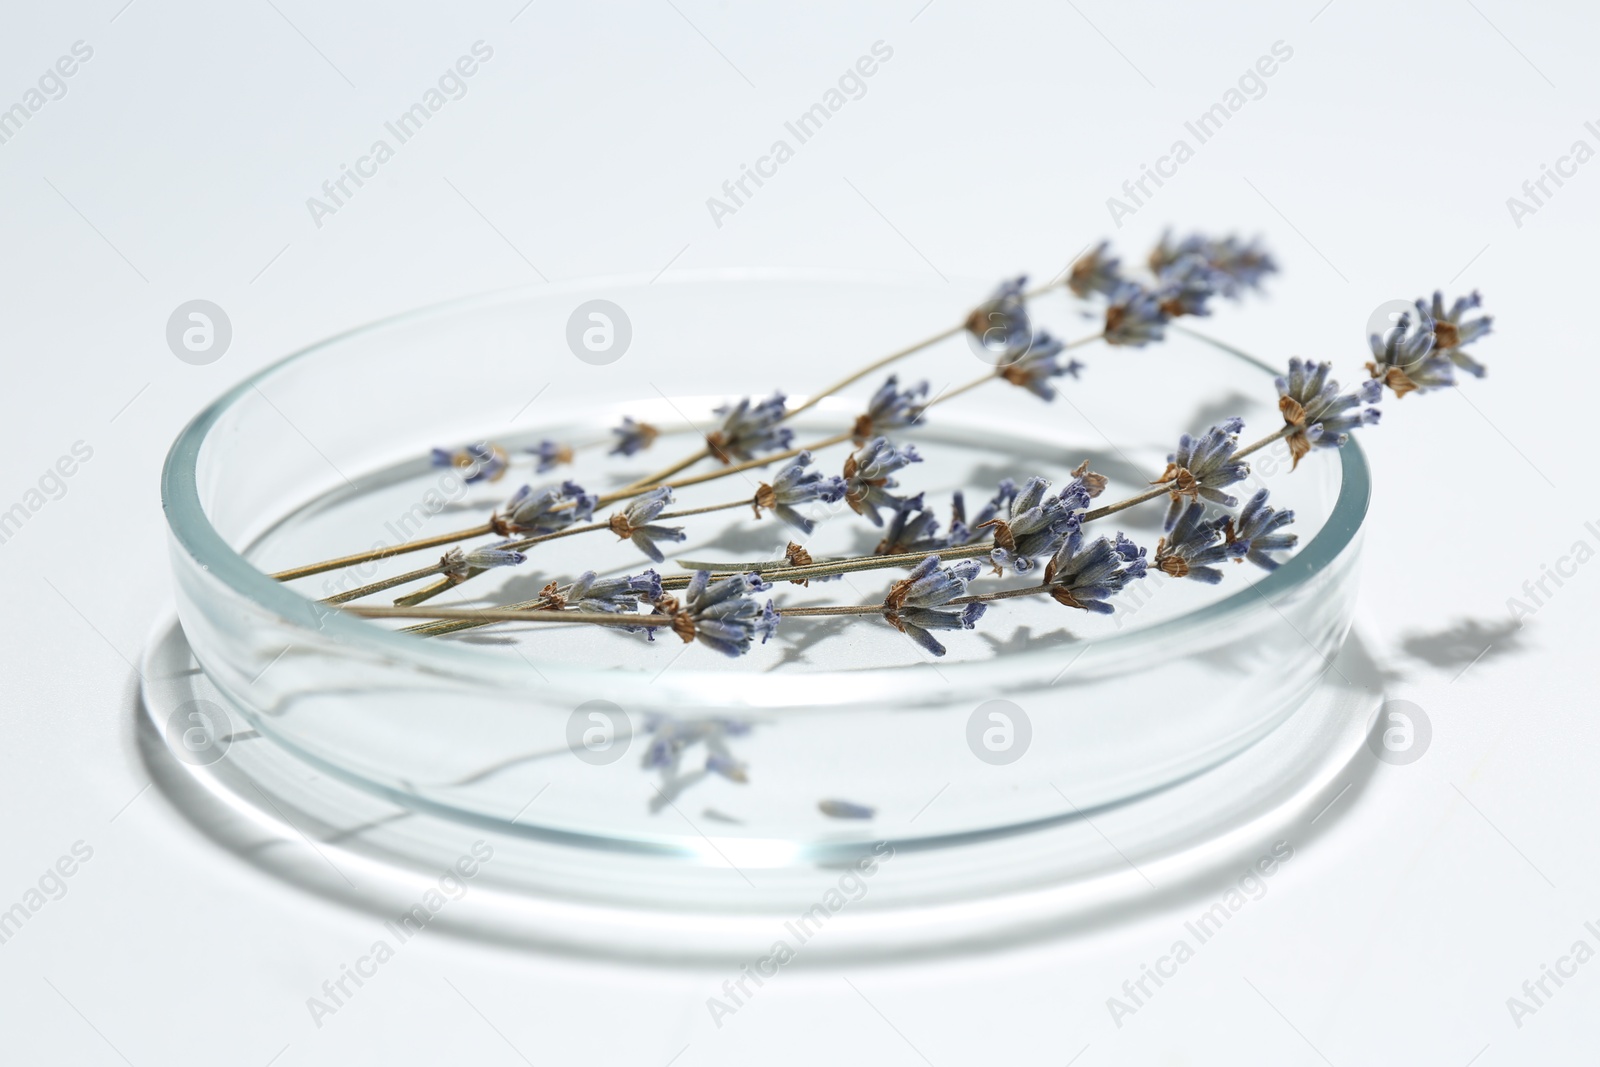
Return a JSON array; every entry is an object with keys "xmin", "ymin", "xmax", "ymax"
[{"xmin": 152, "ymin": 270, "xmax": 1370, "ymax": 945}]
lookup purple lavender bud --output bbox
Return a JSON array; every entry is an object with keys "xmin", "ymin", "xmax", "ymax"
[
  {"xmin": 609, "ymin": 416, "xmax": 660, "ymax": 457},
  {"xmin": 1423, "ymin": 289, "xmax": 1491, "ymax": 378},
  {"xmin": 1153, "ymin": 252, "xmax": 1221, "ymax": 318},
  {"xmin": 1045, "ymin": 531, "xmax": 1147, "ymax": 613},
  {"xmin": 757, "ymin": 450, "xmax": 847, "ymax": 534},
  {"xmin": 664, "ymin": 571, "xmax": 777, "ymax": 658},
  {"xmin": 844, "ymin": 437, "xmax": 923, "ymax": 527},
  {"xmin": 1103, "ymin": 281, "xmax": 1170, "ymax": 348},
  {"xmin": 1276, "ymin": 358, "xmax": 1383, "ymax": 468},
  {"xmin": 982, "ymin": 476, "xmax": 1080, "ymax": 574},
  {"xmin": 996, "ymin": 331, "xmax": 1084, "ymax": 402},
  {"xmin": 1150, "ymin": 231, "xmax": 1277, "ymax": 298},
  {"xmin": 527, "ymin": 440, "xmax": 573, "ymax": 473},
  {"xmin": 1067, "ymin": 241, "xmax": 1123, "ymax": 299},
  {"xmin": 431, "ymin": 441, "xmax": 509, "ymax": 484},
  {"xmin": 882, "ymin": 554, "xmax": 988, "ymax": 657},
  {"xmin": 855, "ymin": 374, "xmax": 930, "ymax": 440},
  {"xmin": 498, "ymin": 480, "xmax": 597, "ymax": 535},
  {"xmin": 876, "ymin": 493, "xmax": 951, "ymax": 555},
  {"xmin": 1157, "ymin": 418, "xmax": 1250, "ymax": 531},
  {"xmin": 1225, "ymin": 489, "xmax": 1298, "ymax": 572},
  {"xmin": 707, "ymin": 393, "xmax": 794, "ymax": 463},
  {"xmin": 1154, "ymin": 502, "xmax": 1244, "ymax": 584},
  {"xmin": 439, "ymin": 541, "xmax": 527, "ymax": 581},
  {"xmin": 608, "ymin": 487, "xmax": 686, "ymax": 564}
]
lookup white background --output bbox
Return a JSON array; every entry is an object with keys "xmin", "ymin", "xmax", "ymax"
[{"xmin": 2, "ymin": 0, "xmax": 1597, "ymax": 1062}]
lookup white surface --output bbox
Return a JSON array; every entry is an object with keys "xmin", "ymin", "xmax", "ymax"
[{"xmin": 1, "ymin": 0, "xmax": 1594, "ymax": 1063}]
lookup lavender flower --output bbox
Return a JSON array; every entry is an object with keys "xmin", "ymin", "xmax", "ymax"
[
  {"xmin": 567, "ymin": 569, "xmax": 663, "ymax": 613},
  {"xmin": 608, "ymin": 487, "xmax": 686, "ymax": 563},
  {"xmin": 431, "ymin": 441, "xmax": 509, "ymax": 484},
  {"xmin": 1275, "ymin": 358, "xmax": 1382, "ymax": 467},
  {"xmin": 609, "ymin": 416, "xmax": 659, "ymax": 457},
  {"xmin": 997, "ymin": 332, "xmax": 1084, "ymax": 401},
  {"xmin": 658, "ymin": 571, "xmax": 777, "ymax": 658},
  {"xmin": 707, "ymin": 393, "xmax": 794, "ymax": 463},
  {"xmin": 1367, "ymin": 308, "xmax": 1453, "ymax": 398},
  {"xmin": 953, "ymin": 480, "xmax": 1019, "ymax": 545},
  {"xmin": 754, "ymin": 450, "xmax": 847, "ymax": 534},
  {"xmin": 1423, "ymin": 290, "xmax": 1491, "ymax": 378},
  {"xmin": 1225, "ymin": 490, "xmax": 1298, "ymax": 572},
  {"xmin": 854, "ymin": 375, "xmax": 930, "ymax": 441},
  {"xmin": 1044, "ymin": 531, "xmax": 1147, "ymax": 612},
  {"xmin": 881, "ymin": 554, "xmax": 987, "ymax": 657},
  {"xmin": 1153, "ymin": 502, "xmax": 1246, "ymax": 583},
  {"xmin": 1102, "ymin": 281, "xmax": 1170, "ymax": 347},
  {"xmin": 496, "ymin": 480, "xmax": 597, "ymax": 536},
  {"xmin": 1067, "ymin": 241, "xmax": 1123, "ymax": 299},
  {"xmin": 875, "ymin": 493, "xmax": 952, "ymax": 555},
  {"xmin": 964, "ymin": 276, "xmax": 1032, "ymax": 360},
  {"xmin": 844, "ymin": 437, "xmax": 922, "ymax": 527},
  {"xmin": 980, "ymin": 476, "xmax": 1081, "ymax": 574},
  {"xmin": 527, "ymin": 440, "xmax": 573, "ymax": 473},
  {"xmin": 439, "ymin": 542, "xmax": 527, "ymax": 581},
  {"xmin": 1154, "ymin": 252, "xmax": 1220, "ymax": 318},
  {"xmin": 1155, "ymin": 418, "xmax": 1250, "ymax": 530},
  {"xmin": 1150, "ymin": 231, "xmax": 1277, "ymax": 297}
]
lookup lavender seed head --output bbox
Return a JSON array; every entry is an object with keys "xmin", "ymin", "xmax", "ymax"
[
  {"xmin": 656, "ymin": 571, "xmax": 777, "ymax": 658},
  {"xmin": 1150, "ymin": 231, "xmax": 1278, "ymax": 297},
  {"xmin": 1153, "ymin": 502, "xmax": 1246, "ymax": 584},
  {"xmin": 608, "ymin": 487, "xmax": 687, "ymax": 563},
  {"xmin": 527, "ymin": 440, "xmax": 574, "ymax": 473},
  {"xmin": 1044, "ymin": 531, "xmax": 1148, "ymax": 613},
  {"xmin": 875, "ymin": 493, "xmax": 952, "ymax": 556},
  {"xmin": 1103, "ymin": 281, "xmax": 1171, "ymax": 348},
  {"xmin": 981, "ymin": 475, "xmax": 1081, "ymax": 575},
  {"xmin": 855, "ymin": 374, "xmax": 930, "ymax": 441},
  {"xmin": 1225, "ymin": 489, "xmax": 1298, "ymax": 572},
  {"xmin": 1067, "ymin": 240, "xmax": 1124, "ymax": 299},
  {"xmin": 1154, "ymin": 252, "xmax": 1221, "ymax": 318},
  {"xmin": 707, "ymin": 393, "xmax": 794, "ymax": 463},
  {"xmin": 964, "ymin": 275, "xmax": 1033, "ymax": 360},
  {"xmin": 496, "ymin": 480, "xmax": 597, "ymax": 536},
  {"xmin": 844, "ymin": 436, "xmax": 923, "ymax": 527},
  {"xmin": 439, "ymin": 542, "xmax": 527, "ymax": 581},
  {"xmin": 1155, "ymin": 418, "xmax": 1250, "ymax": 530},
  {"xmin": 609, "ymin": 416, "xmax": 660, "ymax": 457},
  {"xmin": 1367, "ymin": 308, "xmax": 1453, "ymax": 398},
  {"xmin": 881, "ymin": 554, "xmax": 988, "ymax": 657},
  {"xmin": 1276, "ymin": 358, "xmax": 1382, "ymax": 467},
  {"xmin": 431, "ymin": 441, "xmax": 509, "ymax": 484},
  {"xmin": 754, "ymin": 450, "xmax": 847, "ymax": 534},
  {"xmin": 1423, "ymin": 290, "xmax": 1491, "ymax": 379},
  {"xmin": 997, "ymin": 331, "xmax": 1084, "ymax": 401}
]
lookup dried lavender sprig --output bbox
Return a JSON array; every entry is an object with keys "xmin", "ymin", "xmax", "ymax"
[
  {"xmin": 401, "ymin": 569, "xmax": 662, "ymax": 637},
  {"xmin": 322, "ymin": 543, "xmax": 526, "ymax": 606},
  {"xmin": 612, "ymin": 277, "xmax": 1071, "ymax": 493},
  {"xmin": 657, "ymin": 425, "xmax": 1297, "ymax": 589},
  {"xmin": 269, "ymin": 522, "xmax": 498, "ymax": 582},
  {"xmin": 271, "ymin": 312, "xmax": 1090, "ymax": 583},
  {"xmin": 349, "ymin": 605, "xmax": 671, "ymax": 626},
  {"xmin": 390, "ymin": 493, "xmax": 755, "ymax": 606},
  {"xmin": 916, "ymin": 332, "xmax": 1102, "ymax": 413},
  {"xmin": 271, "ymin": 435, "xmax": 849, "ymax": 588}
]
